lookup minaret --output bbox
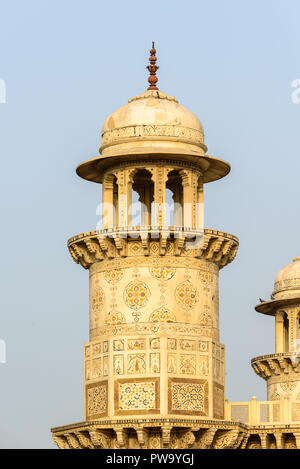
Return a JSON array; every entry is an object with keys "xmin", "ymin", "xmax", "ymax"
[
  {"xmin": 252, "ymin": 258, "xmax": 300, "ymax": 401},
  {"xmin": 52, "ymin": 44, "xmax": 244, "ymax": 450}
]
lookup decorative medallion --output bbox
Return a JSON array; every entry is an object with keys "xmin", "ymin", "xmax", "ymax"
[
  {"xmin": 124, "ymin": 281, "xmax": 150, "ymax": 310},
  {"xmin": 149, "ymin": 266, "xmax": 175, "ymax": 281},
  {"xmin": 175, "ymin": 280, "xmax": 199, "ymax": 311},
  {"xmin": 149, "ymin": 306, "xmax": 176, "ymax": 323},
  {"xmin": 104, "ymin": 269, "xmax": 123, "ymax": 284}
]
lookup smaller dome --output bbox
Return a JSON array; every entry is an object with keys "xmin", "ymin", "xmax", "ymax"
[
  {"xmin": 100, "ymin": 90, "xmax": 206, "ymax": 157},
  {"xmin": 273, "ymin": 257, "xmax": 300, "ymax": 299}
]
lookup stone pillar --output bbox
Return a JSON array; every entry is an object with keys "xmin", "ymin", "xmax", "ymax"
[
  {"xmin": 116, "ymin": 169, "xmax": 133, "ymax": 228},
  {"xmin": 260, "ymin": 433, "xmax": 269, "ymax": 449},
  {"xmin": 275, "ymin": 311, "xmax": 285, "ymax": 353},
  {"xmin": 191, "ymin": 173, "xmax": 198, "ymax": 230},
  {"xmin": 144, "ymin": 183, "xmax": 152, "ymax": 226},
  {"xmin": 288, "ymin": 308, "xmax": 298, "ymax": 353},
  {"xmin": 153, "ymin": 167, "xmax": 168, "ymax": 226},
  {"xmin": 274, "ymin": 432, "xmax": 284, "ymax": 449},
  {"xmin": 180, "ymin": 169, "xmax": 193, "ymax": 229},
  {"xmin": 102, "ymin": 174, "xmax": 115, "ymax": 229},
  {"xmin": 197, "ymin": 177, "xmax": 204, "ymax": 231},
  {"xmin": 293, "ymin": 432, "xmax": 300, "ymax": 449}
]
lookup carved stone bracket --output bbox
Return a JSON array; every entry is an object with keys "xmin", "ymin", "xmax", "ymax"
[
  {"xmin": 68, "ymin": 228, "xmax": 239, "ymax": 270},
  {"xmin": 252, "ymin": 353, "xmax": 300, "ymax": 380}
]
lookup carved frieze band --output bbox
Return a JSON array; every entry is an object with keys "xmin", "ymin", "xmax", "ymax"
[{"xmin": 101, "ymin": 124, "xmax": 205, "ymax": 151}]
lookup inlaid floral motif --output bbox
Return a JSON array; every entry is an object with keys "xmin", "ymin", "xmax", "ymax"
[
  {"xmin": 149, "ymin": 306, "xmax": 176, "ymax": 323},
  {"xmin": 124, "ymin": 281, "xmax": 150, "ymax": 310},
  {"xmin": 149, "ymin": 266, "xmax": 175, "ymax": 281},
  {"xmin": 280, "ymin": 382, "xmax": 296, "ymax": 393},
  {"xmin": 180, "ymin": 355, "xmax": 196, "ymax": 374},
  {"xmin": 198, "ymin": 271, "xmax": 213, "ymax": 284},
  {"xmin": 198, "ymin": 312, "xmax": 213, "ymax": 327},
  {"xmin": 104, "ymin": 269, "xmax": 123, "ymax": 284},
  {"xmin": 175, "ymin": 280, "xmax": 199, "ymax": 311},
  {"xmin": 127, "ymin": 354, "xmax": 146, "ymax": 374},
  {"xmin": 106, "ymin": 311, "xmax": 126, "ymax": 325}
]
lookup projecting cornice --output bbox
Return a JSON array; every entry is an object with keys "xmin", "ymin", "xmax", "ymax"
[
  {"xmin": 67, "ymin": 227, "xmax": 239, "ymax": 270},
  {"xmin": 251, "ymin": 353, "xmax": 300, "ymax": 380}
]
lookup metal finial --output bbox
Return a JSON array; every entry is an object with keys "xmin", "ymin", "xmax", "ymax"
[{"xmin": 147, "ymin": 41, "xmax": 159, "ymax": 90}]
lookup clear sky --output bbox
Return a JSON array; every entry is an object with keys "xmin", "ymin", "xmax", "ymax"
[{"xmin": 1, "ymin": 0, "xmax": 300, "ymax": 448}]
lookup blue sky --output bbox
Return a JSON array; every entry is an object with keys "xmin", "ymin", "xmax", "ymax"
[{"xmin": 1, "ymin": 0, "xmax": 300, "ymax": 448}]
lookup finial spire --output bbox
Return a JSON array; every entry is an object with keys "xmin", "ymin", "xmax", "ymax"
[{"xmin": 147, "ymin": 41, "xmax": 159, "ymax": 90}]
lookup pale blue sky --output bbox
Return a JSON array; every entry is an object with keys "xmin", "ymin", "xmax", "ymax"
[{"xmin": 1, "ymin": 0, "xmax": 300, "ymax": 448}]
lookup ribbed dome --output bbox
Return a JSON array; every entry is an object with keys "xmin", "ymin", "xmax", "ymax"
[
  {"xmin": 273, "ymin": 257, "xmax": 300, "ymax": 298},
  {"xmin": 99, "ymin": 90, "xmax": 206, "ymax": 157}
]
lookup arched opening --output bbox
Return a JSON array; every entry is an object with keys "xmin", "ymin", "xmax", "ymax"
[
  {"xmin": 112, "ymin": 176, "xmax": 118, "ymax": 227},
  {"xmin": 283, "ymin": 312, "xmax": 289, "ymax": 352},
  {"xmin": 166, "ymin": 170, "xmax": 183, "ymax": 227},
  {"xmin": 276, "ymin": 310, "xmax": 289, "ymax": 353},
  {"xmin": 131, "ymin": 169, "xmax": 154, "ymax": 227}
]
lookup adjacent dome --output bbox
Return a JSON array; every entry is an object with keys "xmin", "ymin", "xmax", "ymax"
[
  {"xmin": 273, "ymin": 257, "xmax": 300, "ymax": 299},
  {"xmin": 100, "ymin": 90, "xmax": 206, "ymax": 157}
]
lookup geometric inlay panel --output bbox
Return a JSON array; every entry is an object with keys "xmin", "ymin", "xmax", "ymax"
[
  {"xmin": 115, "ymin": 378, "xmax": 159, "ymax": 416},
  {"xmin": 168, "ymin": 378, "xmax": 208, "ymax": 416},
  {"xmin": 86, "ymin": 381, "xmax": 108, "ymax": 419}
]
